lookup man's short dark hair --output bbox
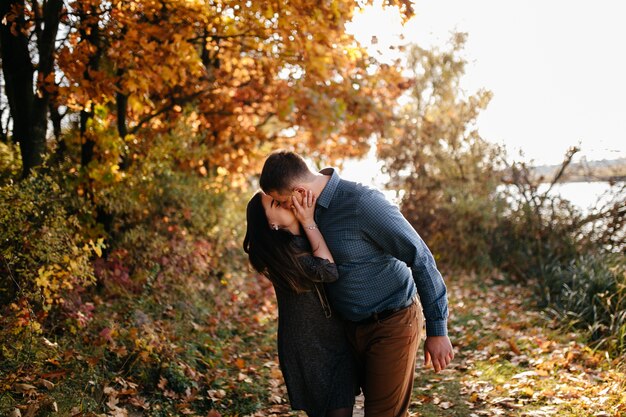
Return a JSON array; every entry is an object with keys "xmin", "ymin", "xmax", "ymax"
[{"xmin": 259, "ymin": 150, "xmax": 311, "ymax": 193}]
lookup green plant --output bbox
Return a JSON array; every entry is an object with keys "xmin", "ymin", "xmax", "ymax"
[
  {"xmin": 0, "ymin": 166, "xmax": 103, "ymax": 323},
  {"xmin": 550, "ymin": 253, "xmax": 626, "ymax": 355}
]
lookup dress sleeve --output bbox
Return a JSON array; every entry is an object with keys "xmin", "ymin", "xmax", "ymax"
[{"xmin": 298, "ymin": 255, "xmax": 339, "ymax": 283}]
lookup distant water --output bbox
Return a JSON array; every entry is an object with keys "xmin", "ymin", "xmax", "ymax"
[
  {"xmin": 342, "ymin": 156, "xmax": 623, "ymax": 212},
  {"xmin": 536, "ymin": 181, "xmax": 623, "ymax": 212},
  {"xmin": 370, "ymin": 180, "xmax": 621, "ymax": 212}
]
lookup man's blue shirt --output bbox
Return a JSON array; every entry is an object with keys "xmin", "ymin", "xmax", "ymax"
[{"xmin": 315, "ymin": 168, "xmax": 448, "ymax": 336}]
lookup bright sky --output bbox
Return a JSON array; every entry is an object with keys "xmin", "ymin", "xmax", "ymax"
[{"xmin": 345, "ymin": 0, "xmax": 626, "ymax": 168}]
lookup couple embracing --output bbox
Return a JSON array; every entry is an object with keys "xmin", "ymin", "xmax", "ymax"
[{"xmin": 244, "ymin": 150, "xmax": 454, "ymax": 417}]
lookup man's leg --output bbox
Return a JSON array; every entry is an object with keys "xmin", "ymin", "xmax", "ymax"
[
  {"xmin": 326, "ymin": 407, "xmax": 353, "ymax": 417},
  {"xmin": 358, "ymin": 302, "xmax": 424, "ymax": 417}
]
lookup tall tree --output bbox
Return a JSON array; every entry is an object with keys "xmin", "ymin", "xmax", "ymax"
[
  {"xmin": 378, "ymin": 33, "xmax": 503, "ymax": 267},
  {"xmin": 0, "ymin": 0, "xmax": 63, "ymax": 177},
  {"xmin": 2, "ymin": 0, "xmax": 414, "ymax": 178}
]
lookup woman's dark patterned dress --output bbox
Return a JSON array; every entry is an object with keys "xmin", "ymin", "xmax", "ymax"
[{"xmin": 273, "ymin": 236, "xmax": 358, "ymax": 416}]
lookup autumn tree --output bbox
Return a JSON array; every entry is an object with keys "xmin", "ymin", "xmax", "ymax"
[
  {"xmin": 0, "ymin": 0, "xmax": 416, "ymax": 336},
  {"xmin": 378, "ymin": 33, "xmax": 504, "ymax": 268},
  {"xmin": 1, "ymin": 0, "xmax": 413, "ymax": 180}
]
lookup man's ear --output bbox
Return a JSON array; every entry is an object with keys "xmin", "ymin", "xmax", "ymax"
[{"xmin": 291, "ymin": 187, "xmax": 307, "ymax": 204}]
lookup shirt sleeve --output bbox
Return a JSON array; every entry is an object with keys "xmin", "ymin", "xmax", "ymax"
[
  {"xmin": 357, "ymin": 189, "xmax": 449, "ymax": 336},
  {"xmin": 298, "ymin": 255, "xmax": 339, "ymax": 283}
]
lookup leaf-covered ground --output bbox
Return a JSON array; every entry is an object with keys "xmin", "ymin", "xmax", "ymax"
[
  {"xmin": 244, "ymin": 273, "xmax": 626, "ymax": 417},
  {"xmin": 2, "ymin": 270, "xmax": 624, "ymax": 416}
]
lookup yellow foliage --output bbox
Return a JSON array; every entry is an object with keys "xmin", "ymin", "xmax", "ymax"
[
  {"xmin": 48, "ymin": 0, "xmax": 412, "ymax": 179},
  {"xmin": 34, "ymin": 240, "xmax": 105, "ymax": 310}
]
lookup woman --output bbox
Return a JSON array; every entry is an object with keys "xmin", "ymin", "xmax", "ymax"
[{"xmin": 243, "ymin": 190, "xmax": 357, "ymax": 417}]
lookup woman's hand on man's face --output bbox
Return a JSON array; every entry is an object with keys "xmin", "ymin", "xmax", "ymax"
[{"xmin": 291, "ymin": 189, "xmax": 316, "ymax": 225}]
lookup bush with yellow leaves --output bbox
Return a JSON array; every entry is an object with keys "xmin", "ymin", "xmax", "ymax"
[{"xmin": 0, "ymin": 163, "xmax": 104, "ymax": 332}]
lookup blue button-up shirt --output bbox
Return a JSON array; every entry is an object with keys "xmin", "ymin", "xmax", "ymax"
[{"xmin": 315, "ymin": 168, "xmax": 449, "ymax": 336}]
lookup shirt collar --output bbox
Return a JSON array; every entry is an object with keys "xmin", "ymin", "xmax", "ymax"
[{"xmin": 317, "ymin": 167, "xmax": 340, "ymax": 209}]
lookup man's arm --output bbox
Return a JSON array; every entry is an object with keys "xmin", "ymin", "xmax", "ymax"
[
  {"xmin": 357, "ymin": 189, "xmax": 448, "ymax": 332},
  {"xmin": 358, "ymin": 189, "xmax": 454, "ymax": 371}
]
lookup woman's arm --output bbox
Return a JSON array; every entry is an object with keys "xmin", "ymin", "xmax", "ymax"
[{"xmin": 291, "ymin": 190, "xmax": 335, "ymax": 263}]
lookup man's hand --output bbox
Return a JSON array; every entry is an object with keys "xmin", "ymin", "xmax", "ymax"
[{"xmin": 424, "ymin": 336, "xmax": 454, "ymax": 372}]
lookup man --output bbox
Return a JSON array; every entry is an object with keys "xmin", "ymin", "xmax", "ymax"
[{"xmin": 259, "ymin": 150, "xmax": 454, "ymax": 417}]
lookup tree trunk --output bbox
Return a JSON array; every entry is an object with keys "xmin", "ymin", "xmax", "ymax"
[
  {"xmin": 31, "ymin": 0, "xmax": 63, "ymax": 171},
  {"xmin": 78, "ymin": 4, "xmax": 102, "ymax": 168},
  {"xmin": 117, "ymin": 92, "xmax": 128, "ymax": 140},
  {"xmin": 1, "ymin": 0, "xmax": 63, "ymax": 177},
  {"xmin": 49, "ymin": 101, "xmax": 65, "ymax": 157},
  {"xmin": 0, "ymin": 0, "xmax": 37, "ymax": 176},
  {"xmin": 49, "ymin": 101, "xmax": 63, "ymax": 146},
  {"xmin": 117, "ymin": 71, "xmax": 130, "ymax": 169},
  {"xmin": 80, "ymin": 107, "xmax": 95, "ymax": 167}
]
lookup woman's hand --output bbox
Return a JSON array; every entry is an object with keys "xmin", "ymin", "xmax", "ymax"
[
  {"xmin": 291, "ymin": 190, "xmax": 316, "ymax": 227},
  {"xmin": 291, "ymin": 190, "xmax": 334, "ymax": 262}
]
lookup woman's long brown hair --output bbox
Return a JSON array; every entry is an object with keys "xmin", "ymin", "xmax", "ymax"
[{"xmin": 243, "ymin": 191, "xmax": 312, "ymax": 293}]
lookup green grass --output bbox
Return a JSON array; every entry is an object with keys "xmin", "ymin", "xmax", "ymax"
[{"xmin": 411, "ymin": 374, "xmax": 473, "ymax": 416}]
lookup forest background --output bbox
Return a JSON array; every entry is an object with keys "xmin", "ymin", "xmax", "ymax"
[{"xmin": 0, "ymin": 1, "xmax": 624, "ymax": 416}]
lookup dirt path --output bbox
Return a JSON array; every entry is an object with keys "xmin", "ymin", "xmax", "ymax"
[{"xmin": 354, "ymin": 394, "xmax": 364, "ymax": 417}]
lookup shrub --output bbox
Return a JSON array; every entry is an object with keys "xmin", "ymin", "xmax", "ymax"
[
  {"xmin": 90, "ymin": 136, "xmax": 240, "ymax": 295},
  {"xmin": 0, "ymin": 142, "xmax": 21, "ymax": 182},
  {"xmin": 0, "ymin": 165, "xmax": 103, "ymax": 329},
  {"xmin": 410, "ymin": 181, "xmax": 506, "ymax": 270},
  {"xmin": 489, "ymin": 189, "xmax": 581, "ymax": 301},
  {"xmin": 549, "ymin": 253, "xmax": 626, "ymax": 355}
]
